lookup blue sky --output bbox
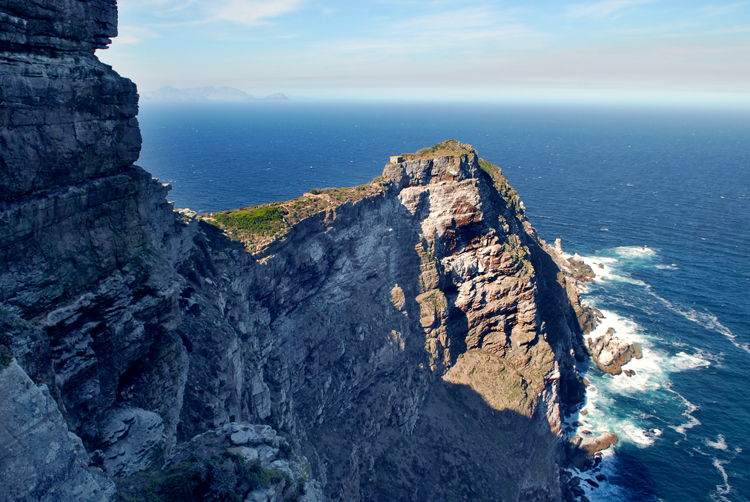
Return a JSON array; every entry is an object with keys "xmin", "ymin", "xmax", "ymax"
[{"xmin": 98, "ymin": 0, "xmax": 750, "ymax": 104}]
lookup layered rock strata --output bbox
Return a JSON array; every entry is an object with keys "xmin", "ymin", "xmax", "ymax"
[{"xmin": 0, "ymin": 1, "xmax": 594, "ymax": 501}]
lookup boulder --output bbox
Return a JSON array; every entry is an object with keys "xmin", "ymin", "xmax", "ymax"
[
  {"xmin": 578, "ymin": 432, "xmax": 619, "ymax": 456},
  {"xmin": 586, "ymin": 329, "xmax": 642, "ymax": 375}
]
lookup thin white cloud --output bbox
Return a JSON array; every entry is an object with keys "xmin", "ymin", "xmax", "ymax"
[
  {"xmin": 392, "ymin": 8, "xmax": 499, "ymax": 31},
  {"xmin": 118, "ymin": 0, "xmax": 202, "ymax": 16},
  {"xmin": 119, "ymin": 0, "xmax": 306, "ymax": 26},
  {"xmin": 695, "ymin": 24, "xmax": 750, "ymax": 35},
  {"xmin": 700, "ymin": 2, "xmax": 746, "ymax": 17},
  {"xmin": 371, "ymin": 7, "xmax": 546, "ymax": 51},
  {"xmin": 114, "ymin": 26, "xmax": 160, "ymax": 45},
  {"xmin": 209, "ymin": 0, "xmax": 307, "ymax": 25},
  {"xmin": 566, "ymin": 0, "xmax": 656, "ymax": 19}
]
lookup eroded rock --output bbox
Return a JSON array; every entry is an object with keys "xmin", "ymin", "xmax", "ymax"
[
  {"xmin": 116, "ymin": 422, "xmax": 325, "ymax": 502},
  {"xmin": 0, "ymin": 362, "xmax": 115, "ymax": 502},
  {"xmin": 586, "ymin": 328, "xmax": 643, "ymax": 375}
]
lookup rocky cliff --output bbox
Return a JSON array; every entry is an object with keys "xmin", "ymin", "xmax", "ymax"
[{"xmin": 0, "ymin": 2, "xmax": 593, "ymax": 501}]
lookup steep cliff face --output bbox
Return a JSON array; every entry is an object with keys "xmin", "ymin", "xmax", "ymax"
[
  {"xmin": 0, "ymin": 2, "xmax": 592, "ymax": 501},
  {"xmin": 183, "ymin": 144, "xmax": 589, "ymax": 501},
  {"xmin": 0, "ymin": 0, "xmax": 196, "ymax": 498}
]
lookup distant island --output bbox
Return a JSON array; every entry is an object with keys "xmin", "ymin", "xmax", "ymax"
[
  {"xmin": 140, "ymin": 86, "xmax": 289, "ymax": 102},
  {"xmin": 261, "ymin": 92, "xmax": 289, "ymax": 101}
]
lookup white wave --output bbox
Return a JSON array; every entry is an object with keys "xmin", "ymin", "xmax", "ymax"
[
  {"xmin": 584, "ymin": 311, "xmax": 708, "ymax": 383},
  {"xmin": 584, "ymin": 309, "xmax": 640, "ymax": 343},
  {"xmin": 577, "ymin": 254, "xmax": 648, "ymax": 286},
  {"xmin": 613, "ymin": 246, "xmax": 658, "ymax": 260},
  {"xmin": 687, "ymin": 347, "xmax": 725, "ymax": 367},
  {"xmin": 655, "ymin": 264, "xmax": 679, "ymax": 270},
  {"xmin": 579, "ymin": 308, "xmax": 711, "ymax": 450},
  {"xmin": 672, "ymin": 352, "xmax": 711, "ymax": 371},
  {"xmin": 670, "ymin": 393, "xmax": 702, "ymax": 436},
  {"xmin": 572, "ymin": 245, "xmax": 664, "ymax": 287},
  {"xmin": 712, "ymin": 458, "xmax": 732, "ymax": 498},
  {"xmin": 579, "ymin": 255, "xmax": 618, "ymax": 281},
  {"xmin": 568, "ymin": 449, "xmax": 631, "ymax": 502},
  {"xmin": 568, "ymin": 245, "xmax": 728, "ymax": 501},
  {"xmin": 705, "ymin": 435, "xmax": 728, "ymax": 451},
  {"xmin": 619, "ymin": 421, "xmax": 659, "ymax": 447},
  {"xmin": 650, "ymin": 292, "xmax": 750, "ymax": 355}
]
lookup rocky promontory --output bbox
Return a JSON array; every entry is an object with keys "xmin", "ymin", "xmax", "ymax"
[{"xmin": 1, "ymin": 2, "xmax": 596, "ymax": 501}]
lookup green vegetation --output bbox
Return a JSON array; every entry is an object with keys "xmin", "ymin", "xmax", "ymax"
[
  {"xmin": 213, "ymin": 206, "xmax": 284, "ymax": 235},
  {"xmin": 115, "ymin": 453, "xmax": 294, "ymax": 502},
  {"xmin": 200, "ymin": 179, "xmax": 387, "ymax": 253},
  {"xmin": 478, "ymin": 158, "xmax": 522, "ymax": 209},
  {"xmin": 401, "ymin": 140, "xmax": 475, "ymax": 160}
]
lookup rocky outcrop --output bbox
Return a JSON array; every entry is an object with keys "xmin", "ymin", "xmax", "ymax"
[
  {"xmin": 565, "ymin": 431, "xmax": 619, "ymax": 471},
  {"xmin": 586, "ymin": 328, "xmax": 643, "ymax": 375},
  {"xmin": 576, "ymin": 432, "xmax": 619, "ymax": 457},
  {"xmin": 116, "ymin": 422, "xmax": 324, "ymax": 502},
  {"xmin": 0, "ymin": 1, "xmax": 594, "ymax": 500},
  {"xmin": 0, "ymin": 0, "xmax": 117, "ymax": 54},
  {"xmin": 0, "ymin": 361, "xmax": 115, "ymax": 502},
  {"xmin": 174, "ymin": 147, "xmax": 589, "ymax": 500}
]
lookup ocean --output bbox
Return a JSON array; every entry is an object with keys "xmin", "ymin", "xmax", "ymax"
[{"xmin": 136, "ymin": 100, "xmax": 750, "ymax": 502}]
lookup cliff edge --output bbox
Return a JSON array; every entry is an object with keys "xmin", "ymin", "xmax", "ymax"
[{"xmin": 0, "ymin": 2, "xmax": 592, "ymax": 501}]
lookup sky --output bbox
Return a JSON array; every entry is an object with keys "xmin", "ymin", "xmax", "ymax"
[{"xmin": 98, "ymin": 0, "xmax": 750, "ymax": 105}]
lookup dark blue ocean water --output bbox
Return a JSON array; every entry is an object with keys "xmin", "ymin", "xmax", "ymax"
[{"xmin": 137, "ymin": 101, "xmax": 750, "ymax": 502}]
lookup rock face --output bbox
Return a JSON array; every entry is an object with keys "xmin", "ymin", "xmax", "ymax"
[
  {"xmin": 0, "ymin": 2, "xmax": 594, "ymax": 501},
  {"xmin": 116, "ymin": 422, "xmax": 324, "ymax": 502},
  {"xmin": 0, "ymin": 361, "xmax": 115, "ymax": 502}
]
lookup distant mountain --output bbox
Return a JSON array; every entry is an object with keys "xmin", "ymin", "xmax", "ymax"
[
  {"xmin": 141, "ymin": 86, "xmax": 253, "ymax": 101},
  {"xmin": 262, "ymin": 92, "xmax": 289, "ymax": 101}
]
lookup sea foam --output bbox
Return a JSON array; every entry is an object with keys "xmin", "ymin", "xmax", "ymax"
[{"xmin": 650, "ymin": 292, "xmax": 750, "ymax": 355}]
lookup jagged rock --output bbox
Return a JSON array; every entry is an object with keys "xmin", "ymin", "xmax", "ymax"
[
  {"xmin": 0, "ymin": 362, "xmax": 115, "ymax": 502},
  {"xmin": 0, "ymin": 53, "xmax": 140, "ymax": 202},
  {"xmin": 228, "ymin": 423, "xmax": 279, "ymax": 446},
  {"xmin": 565, "ymin": 431, "xmax": 618, "ymax": 472},
  {"xmin": 586, "ymin": 329, "xmax": 643, "ymax": 375},
  {"xmin": 99, "ymin": 407, "xmax": 166, "ymax": 477},
  {"xmin": 0, "ymin": 0, "xmax": 117, "ymax": 53},
  {"xmin": 567, "ymin": 255, "xmax": 595, "ymax": 283},
  {"xmin": 128, "ymin": 422, "xmax": 325, "ymax": 502}
]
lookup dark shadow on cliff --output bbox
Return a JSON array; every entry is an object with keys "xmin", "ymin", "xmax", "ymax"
[{"xmin": 366, "ymin": 380, "xmax": 564, "ymax": 502}]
